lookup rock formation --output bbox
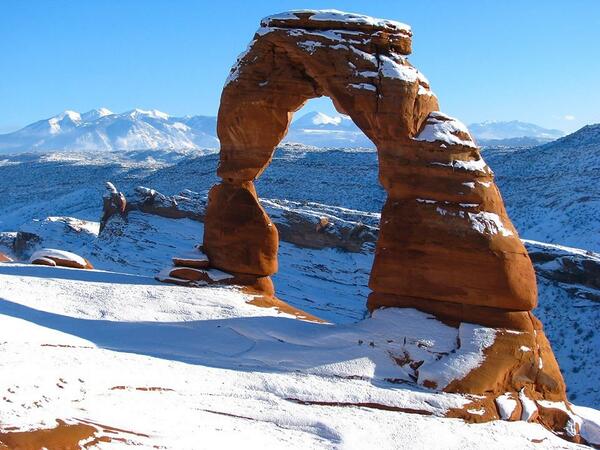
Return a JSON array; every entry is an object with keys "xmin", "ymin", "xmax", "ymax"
[
  {"xmin": 0, "ymin": 251, "xmax": 12, "ymax": 262},
  {"xmin": 100, "ymin": 182, "xmax": 127, "ymax": 233},
  {"xmin": 29, "ymin": 248, "xmax": 94, "ymax": 270},
  {"xmin": 160, "ymin": 10, "xmax": 578, "ymax": 440},
  {"xmin": 100, "ymin": 184, "xmax": 377, "ymax": 253}
]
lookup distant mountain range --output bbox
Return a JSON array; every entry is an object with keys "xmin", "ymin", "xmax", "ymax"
[
  {"xmin": 284, "ymin": 111, "xmax": 374, "ymax": 148},
  {"xmin": 0, "ymin": 108, "xmax": 219, "ymax": 154},
  {"xmin": 469, "ymin": 120, "xmax": 565, "ymax": 147},
  {"xmin": 0, "ymin": 109, "xmax": 567, "ymax": 154}
]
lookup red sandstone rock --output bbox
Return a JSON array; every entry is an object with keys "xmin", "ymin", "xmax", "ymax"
[
  {"xmin": 204, "ymin": 181, "xmax": 278, "ymax": 276},
  {"xmin": 206, "ymin": 9, "xmax": 536, "ymax": 315},
  {"xmin": 29, "ymin": 249, "xmax": 94, "ymax": 270},
  {"xmin": 31, "ymin": 257, "xmax": 57, "ymax": 267},
  {"xmin": 172, "ymin": 249, "xmax": 210, "ymax": 269},
  {"xmin": 185, "ymin": 9, "xmax": 571, "ymax": 437}
]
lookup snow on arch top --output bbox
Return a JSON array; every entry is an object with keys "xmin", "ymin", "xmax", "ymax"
[{"xmin": 261, "ymin": 9, "xmax": 412, "ymax": 54}]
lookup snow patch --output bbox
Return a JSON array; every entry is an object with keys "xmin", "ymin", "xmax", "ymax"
[
  {"xmin": 415, "ymin": 112, "xmax": 477, "ymax": 148},
  {"xmin": 519, "ymin": 389, "xmax": 538, "ymax": 422},
  {"xmin": 468, "ymin": 211, "xmax": 514, "ymax": 237},
  {"xmin": 349, "ymin": 83, "xmax": 376, "ymax": 91},
  {"xmin": 297, "ymin": 40, "xmax": 324, "ymax": 54},
  {"xmin": 379, "ymin": 55, "xmax": 419, "ymax": 83},
  {"xmin": 262, "ymin": 9, "xmax": 411, "ymax": 33},
  {"xmin": 496, "ymin": 393, "xmax": 518, "ymax": 420},
  {"xmin": 418, "ymin": 323, "xmax": 496, "ymax": 390},
  {"xmin": 572, "ymin": 405, "xmax": 600, "ymax": 445}
]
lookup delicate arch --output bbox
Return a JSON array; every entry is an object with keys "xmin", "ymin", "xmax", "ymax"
[
  {"xmin": 156, "ymin": 11, "xmax": 572, "ymax": 435},
  {"xmin": 204, "ymin": 10, "xmax": 537, "ymax": 323}
]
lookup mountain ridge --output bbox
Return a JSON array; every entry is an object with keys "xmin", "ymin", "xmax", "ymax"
[
  {"xmin": 0, "ymin": 108, "xmax": 219, "ymax": 154},
  {"xmin": 0, "ymin": 109, "xmax": 578, "ymax": 154}
]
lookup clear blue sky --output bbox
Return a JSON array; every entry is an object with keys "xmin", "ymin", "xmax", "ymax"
[{"xmin": 1, "ymin": 0, "xmax": 599, "ymax": 133}]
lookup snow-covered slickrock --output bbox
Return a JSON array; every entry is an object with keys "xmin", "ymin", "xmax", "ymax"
[{"xmin": 175, "ymin": 9, "xmax": 578, "ymax": 439}]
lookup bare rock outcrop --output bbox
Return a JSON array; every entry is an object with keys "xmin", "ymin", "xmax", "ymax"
[
  {"xmin": 160, "ymin": 10, "xmax": 575, "ymax": 439},
  {"xmin": 29, "ymin": 248, "xmax": 94, "ymax": 270},
  {"xmin": 525, "ymin": 240, "xmax": 600, "ymax": 301},
  {"xmin": 100, "ymin": 184, "xmax": 377, "ymax": 253},
  {"xmin": 100, "ymin": 182, "xmax": 127, "ymax": 233},
  {"xmin": 0, "ymin": 251, "xmax": 12, "ymax": 262}
]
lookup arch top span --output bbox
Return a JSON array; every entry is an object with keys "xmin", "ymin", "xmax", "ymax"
[{"xmin": 217, "ymin": 9, "xmax": 439, "ymax": 181}]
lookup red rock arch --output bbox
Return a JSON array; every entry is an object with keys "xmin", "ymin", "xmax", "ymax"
[
  {"xmin": 194, "ymin": 10, "xmax": 575, "ymax": 436},
  {"xmin": 205, "ymin": 10, "xmax": 537, "ymax": 324}
]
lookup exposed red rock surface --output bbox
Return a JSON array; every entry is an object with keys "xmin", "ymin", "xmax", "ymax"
[
  {"xmin": 0, "ymin": 252, "xmax": 12, "ymax": 262},
  {"xmin": 161, "ymin": 9, "xmax": 573, "ymax": 438},
  {"xmin": 204, "ymin": 9, "xmax": 537, "ymax": 319},
  {"xmin": 0, "ymin": 420, "xmax": 97, "ymax": 450}
]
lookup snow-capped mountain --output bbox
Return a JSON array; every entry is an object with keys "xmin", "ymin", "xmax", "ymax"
[
  {"xmin": 0, "ymin": 109, "xmax": 377, "ymax": 154},
  {"xmin": 469, "ymin": 120, "xmax": 564, "ymax": 147},
  {"xmin": 0, "ymin": 108, "xmax": 219, "ymax": 154},
  {"xmin": 0, "ymin": 110, "xmax": 576, "ymax": 154},
  {"xmin": 284, "ymin": 111, "xmax": 375, "ymax": 148}
]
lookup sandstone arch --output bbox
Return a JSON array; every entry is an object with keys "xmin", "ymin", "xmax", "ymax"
[
  {"xmin": 206, "ymin": 10, "xmax": 538, "ymax": 320},
  {"xmin": 162, "ymin": 10, "xmax": 578, "ymax": 439}
]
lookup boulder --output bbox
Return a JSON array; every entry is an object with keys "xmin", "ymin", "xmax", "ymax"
[
  {"xmin": 31, "ymin": 256, "xmax": 57, "ymax": 267},
  {"xmin": 172, "ymin": 249, "xmax": 210, "ymax": 269},
  {"xmin": 100, "ymin": 182, "xmax": 127, "ymax": 233},
  {"xmin": 29, "ymin": 249, "xmax": 93, "ymax": 270}
]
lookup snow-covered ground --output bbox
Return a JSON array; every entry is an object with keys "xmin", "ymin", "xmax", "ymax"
[
  {"xmin": 0, "ymin": 263, "xmax": 594, "ymax": 449},
  {"xmin": 2, "ymin": 127, "xmax": 598, "ymax": 252},
  {"xmin": 0, "ymin": 136, "xmax": 599, "ymax": 447}
]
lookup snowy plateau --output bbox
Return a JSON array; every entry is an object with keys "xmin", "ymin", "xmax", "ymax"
[{"xmin": 0, "ymin": 121, "xmax": 599, "ymax": 448}]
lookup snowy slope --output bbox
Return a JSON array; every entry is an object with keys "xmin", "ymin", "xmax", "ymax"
[
  {"xmin": 484, "ymin": 124, "xmax": 600, "ymax": 252},
  {"xmin": 0, "ymin": 109, "xmax": 219, "ymax": 153},
  {"xmin": 0, "ymin": 135, "xmax": 598, "ymax": 410},
  {"xmin": 2, "ymin": 263, "xmax": 592, "ymax": 449},
  {"xmin": 1, "ymin": 186, "xmax": 598, "ymax": 408}
]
